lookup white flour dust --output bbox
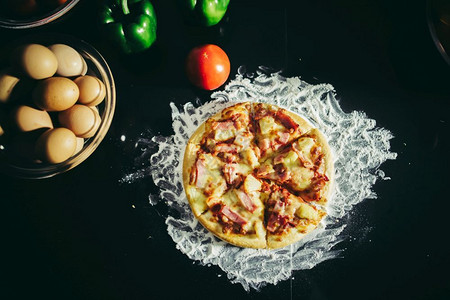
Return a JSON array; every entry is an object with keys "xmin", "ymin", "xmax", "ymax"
[{"xmin": 122, "ymin": 69, "xmax": 397, "ymax": 291}]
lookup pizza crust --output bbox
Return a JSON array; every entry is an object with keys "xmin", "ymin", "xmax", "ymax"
[
  {"xmin": 198, "ymin": 211, "xmax": 267, "ymax": 249},
  {"xmin": 267, "ymin": 223, "xmax": 317, "ymax": 249}
]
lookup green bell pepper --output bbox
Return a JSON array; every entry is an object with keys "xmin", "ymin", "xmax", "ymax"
[
  {"xmin": 182, "ymin": 0, "xmax": 230, "ymax": 27},
  {"xmin": 99, "ymin": 0, "xmax": 157, "ymax": 54}
]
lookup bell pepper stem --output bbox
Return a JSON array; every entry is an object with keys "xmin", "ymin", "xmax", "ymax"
[{"xmin": 121, "ymin": 0, "xmax": 130, "ymax": 15}]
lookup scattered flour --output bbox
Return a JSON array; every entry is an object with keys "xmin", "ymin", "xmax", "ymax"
[{"xmin": 122, "ymin": 69, "xmax": 397, "ymax": 291}]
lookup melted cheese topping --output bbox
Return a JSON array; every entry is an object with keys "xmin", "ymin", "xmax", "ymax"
[
  {"xmin": 295, "ymin": 202, "xmax": 320, "ymax": 220},
  {"xmin": 259, "ymin": 116, "xmax": 284, "ymax": 135},
  {"xmin": 282, "ymin": 151, "xmax": 299, "ymax": 169},
  {"xmin": 214, "ymin": 128, "xmax": 236, "ymax": 141},
  {"xmin": 241, "ymin": 147, "xmax": 259, "ymax": 168},
  {"xmin": 293, "ymin": 137, "xmax": 316, "ymax": 165},
  {"xmin": 186, "ymin": 186, "xmax": 207, "ymax": 215},
  {"xmin": 244, "ymin": 175, "xmax": 262, "ymax": 193},
  {"xmin": 236, "ymin": 163, "xmax": 252, "ymax": 176},
  {"xmin": 221, "ymin": 190, "xmax": 264, "ymax": 233},
  {"xmin": 290, "ymin": 167, "xmax": 314, "ymax": 191},
  {"xmin": 202, "ymin": 154, "xmax": 224, "ymax": 184}
]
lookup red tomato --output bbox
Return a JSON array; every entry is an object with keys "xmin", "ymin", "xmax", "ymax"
[{"xmin": 185, "ymin": 44, "xmax": 230, "ymax": 90}]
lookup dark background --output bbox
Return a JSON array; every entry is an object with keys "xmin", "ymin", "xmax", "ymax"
[{"xmin": 1, "ymin": 0, "xmax": 450, "ymax": 299}]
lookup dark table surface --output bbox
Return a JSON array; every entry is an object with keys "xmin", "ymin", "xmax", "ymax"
[{"xmin": 1, "ymin": 0, "xmax": 450, "ymax": 299}]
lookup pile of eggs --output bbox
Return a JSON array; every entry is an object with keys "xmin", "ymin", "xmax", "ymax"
[{"xmin": 0, "ymin": 43, "xmax": 106, "ymax": 164}]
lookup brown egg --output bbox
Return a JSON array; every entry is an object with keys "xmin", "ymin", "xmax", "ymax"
[
  {"xmin": 74, "ymin": 137, "xmax": 84, "ymax": 154},
  {"xmin": 85, "ymin": 106, "xmax": 101, "ymax": 138},
  {"xmin": 0, "ymin": 110, "xmax": 6, "ymax": 136},
  {"xmin": 58, "ymin": 104, "xmax": 98, "ymax": 138},
  {"xmin": 33, "ymin": 77, "xmax": 79, "ymax": 111},
  {"xmin": 89, "ymin": 105, "xmax": 99, "ymax": 113},
  {"xmin": 74, "ymin": 75, "xmax": 106, "ymax": 106},
  {"xmin": 80, "ymin": 58, "xmax": 88, "ymax": 76},
  {"xmin": 35, "ymin": 128, "xmax": 77, "ymax": 164},
  {"xmin": 16, "ymin": 44, "xmax": 58, "ymax": 80},
  {"xmin": 0, "ymin": 70, "xmax": 20, "ymax": 103},
  {"xmin": 48, "ymin": 44, "xmax": 87, "ymax": 77},
  {"xmin": 14, "ymin": 105, "xmax": 53, "ymax": 132}
]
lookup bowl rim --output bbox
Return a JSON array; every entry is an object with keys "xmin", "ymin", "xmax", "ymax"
[
  {"xmin": 426, "ymin": 0, "xmax": 450, "ymax": 66},
  {"xmin": 0, "ymin": 0, "xmax": 81, "ymax": 29},
  {"xmin": 0, "ymin": 33, "xmax": 116, "ymax": 179}
]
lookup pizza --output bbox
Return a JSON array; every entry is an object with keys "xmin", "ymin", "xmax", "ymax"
[{"xmin": 182, "ymin": 102, "xmax": 333, "ymax": 249}]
